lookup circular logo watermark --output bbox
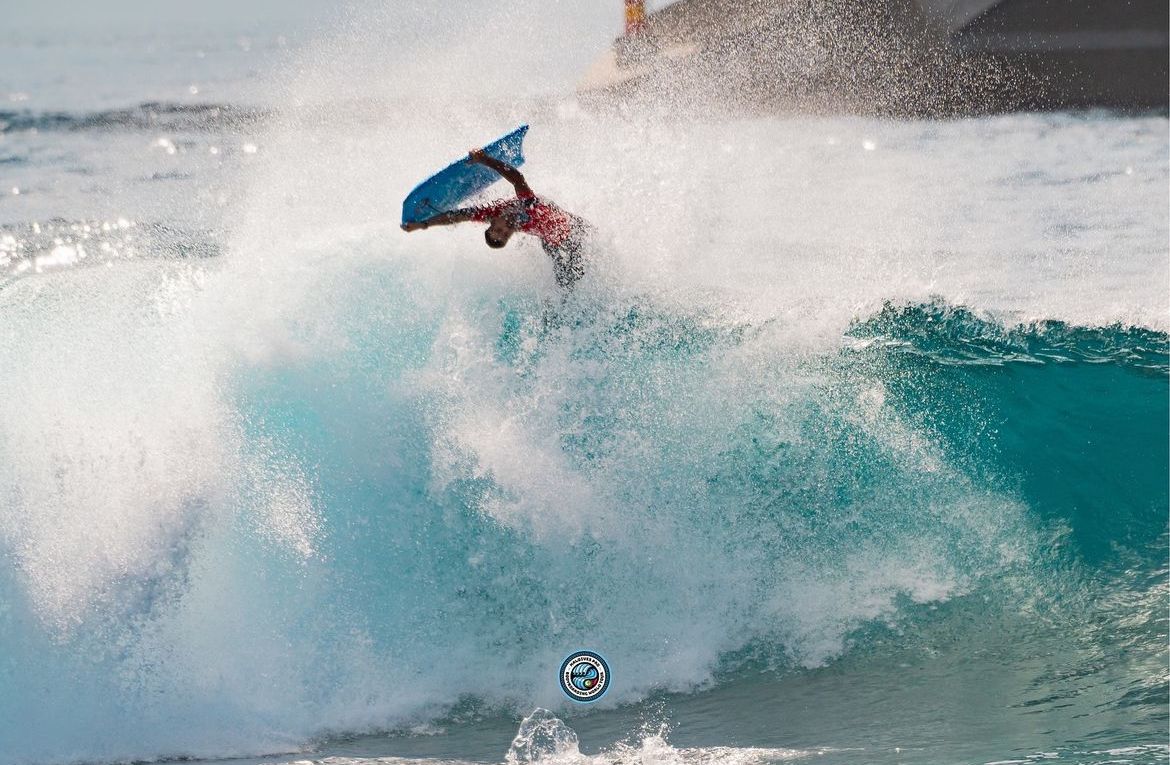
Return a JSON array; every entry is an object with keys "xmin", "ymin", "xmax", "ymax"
[{"xmin": 559, "ymin": 651, "xmax": 610, "ymax": 702}]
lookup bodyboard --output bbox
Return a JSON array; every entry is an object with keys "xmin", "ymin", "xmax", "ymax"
[{"xmin": 401, "ymin": 124, "xmax": 529, "ymax": 225}]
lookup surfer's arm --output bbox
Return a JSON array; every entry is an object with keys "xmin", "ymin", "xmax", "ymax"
[
  {"xmin": 401, "ymin": 209, "xmax": 476, "ymax": 231},
  {"xmin": 468, "ymin": 149, "xmax": 533, "ymax": 197}
]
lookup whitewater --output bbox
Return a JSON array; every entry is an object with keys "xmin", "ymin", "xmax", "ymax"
[{"xmin": 0, "ymin": 2, "xmax": 1166, "ymax": 765}]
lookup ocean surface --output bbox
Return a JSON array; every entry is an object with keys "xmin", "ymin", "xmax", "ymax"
[{"xmin": 1, "ymin": 4, "xmax": 1167, "ymax": 765}]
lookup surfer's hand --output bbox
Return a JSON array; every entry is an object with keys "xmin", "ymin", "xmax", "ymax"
[
  {"xmin": 468, "ymin": 148, "xmax": 487, "ymax": 164},
  {"xmin": 402, "ymin": 221, "xmax": 426, "ymax": 232}
]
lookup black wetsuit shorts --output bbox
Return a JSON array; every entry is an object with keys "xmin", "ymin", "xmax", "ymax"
[{"xmin": 542, "ymin": 218, "xmax": 593, "ymax": 289}]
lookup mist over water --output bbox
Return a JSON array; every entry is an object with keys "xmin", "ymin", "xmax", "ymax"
[{"xmin": 0, "ymin": 3, "xmax": 1166, "ymax": 765}]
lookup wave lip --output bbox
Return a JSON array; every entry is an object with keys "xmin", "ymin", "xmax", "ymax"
[{"xmin": 848, "ymin": 301, "xmax": 1170, "ymax": 371}]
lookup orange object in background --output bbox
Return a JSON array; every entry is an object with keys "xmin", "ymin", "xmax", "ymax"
[{"xmin": 624, "ymin": 0, "xmax": 646, "ymax": 37}]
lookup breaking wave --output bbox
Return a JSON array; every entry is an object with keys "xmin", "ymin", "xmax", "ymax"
[{"xmin": 0, "ymin": 226, "xmax": 1164, "ymax": 762}]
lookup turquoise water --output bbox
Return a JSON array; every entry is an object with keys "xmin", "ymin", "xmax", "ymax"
[{"xmin": 0, "ymin": 3, "xmax": 1167, "ymax": 765}]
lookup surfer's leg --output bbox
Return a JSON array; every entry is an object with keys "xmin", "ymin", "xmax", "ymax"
[{"xmin": 543, "ymin": 238, "xmax": 586, "ymax": 290}]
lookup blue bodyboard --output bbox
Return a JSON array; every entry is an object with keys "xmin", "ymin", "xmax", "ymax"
[{"xmin": 401, "ymin": 125, "xmax": 529, "ymax": 226}]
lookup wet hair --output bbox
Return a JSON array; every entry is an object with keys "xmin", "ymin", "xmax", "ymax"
[{"xmin": 485, "ymin": 230, "xmax": 507, "ymax": 249}]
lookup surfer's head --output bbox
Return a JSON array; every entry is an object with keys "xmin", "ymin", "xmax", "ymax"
[{"xmin": 484, "ymin": 217, "xmax": 514, "ymax": 249}]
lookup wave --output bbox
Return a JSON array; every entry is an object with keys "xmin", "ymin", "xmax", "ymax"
[
  {"xmin": 0, "ymin": 101, "xmax": 265, "ymax": 134},
  {"xmin": 0, "ymin": 227, "xmax": 1164, "ymax": 764}
]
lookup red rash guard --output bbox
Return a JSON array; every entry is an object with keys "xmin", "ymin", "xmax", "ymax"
[{"xmin": 469, "ymin": 190, "xmax": 576, "ymax": 248}]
